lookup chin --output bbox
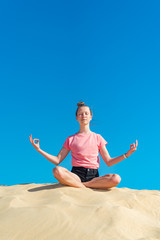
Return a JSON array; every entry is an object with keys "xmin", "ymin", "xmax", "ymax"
[{"xmin": 81, "ymin": 122, "xmax": 89, "ymax": 126}]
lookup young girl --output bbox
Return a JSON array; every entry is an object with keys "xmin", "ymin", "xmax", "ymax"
[{"xmin": 29, "ymin": 102, "xmax": 138, "ymax": 189}]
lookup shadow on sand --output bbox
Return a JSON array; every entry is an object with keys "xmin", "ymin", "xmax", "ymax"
[
  {"xmin": 28, "ymin": 183, "xmax": 65, "ymax": 192},
  {"xmin": 28, "ymin": 183, "xmax": 111, "ymax": 193}
]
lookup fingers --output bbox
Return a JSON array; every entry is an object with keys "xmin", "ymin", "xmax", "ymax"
[
  {"xmin": 132, "ymin": 140, "xmax": 138, "ymax": 148},
  {"xmin": 130, "ymin": 144, "xmax": 135, "ymax": 148},
  {"xmin": 29, "ymin": 134, "xmax": 32, "ymax": 143},
  {"xmin": 29, "ymin": 135, "xmax": 39, "ymax": 145},
  {"xmin": 33, "ymin": 139, "xmax": 39, "ymax": 144},
  {"xmin": 130, "ymin": 140, "xmax": 138, "ymax": 151}
]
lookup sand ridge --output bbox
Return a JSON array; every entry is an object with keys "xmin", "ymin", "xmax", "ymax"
[{"xmin": 0, "ymin": 183, "xmax": 160, "ymax": 240}]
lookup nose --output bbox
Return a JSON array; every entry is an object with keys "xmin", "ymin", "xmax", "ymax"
[{"xmin": 82, "ymin": 113, "xmax": 86, "ymax": 117}]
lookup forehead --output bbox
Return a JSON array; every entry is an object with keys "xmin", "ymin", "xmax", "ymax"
[{"xmin": 77, "ymin": 106, "xmax": 90, "ymax": 113}]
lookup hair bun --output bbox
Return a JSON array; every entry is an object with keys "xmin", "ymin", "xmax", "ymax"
[{"xmin": 77, "ymin": 101, "xmax": 85, "ymax": 107}]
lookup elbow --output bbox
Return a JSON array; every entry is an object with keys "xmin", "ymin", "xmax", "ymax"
[
  {"xmin": 106, "ymin": 158, "xmax": 112, "ymax": 167},
  {"xmin": 55, "ymin": 156, "xmax": 61, "ymax": 166},
  {"xmin": 55, "ymin": 159, "xmax": 60, "ymax": 166}
]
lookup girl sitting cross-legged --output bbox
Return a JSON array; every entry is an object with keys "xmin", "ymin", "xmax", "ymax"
[{"xmin": 29, "ymin": 101, "xmax": 138, "ymax": 189}]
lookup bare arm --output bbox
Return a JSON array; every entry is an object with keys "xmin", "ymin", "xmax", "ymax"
[
  {"xmin": 100, "ymin": 140, "xmax": 138, "ymax": 167},
  {"xmin": 29, "ymin": 135, "xmax": 70, "ymax": 165}
]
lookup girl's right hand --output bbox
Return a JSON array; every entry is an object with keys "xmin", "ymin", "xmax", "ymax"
[{"xmin": 29, "ymin": 134, "xmax": 40, "ymax": 151}]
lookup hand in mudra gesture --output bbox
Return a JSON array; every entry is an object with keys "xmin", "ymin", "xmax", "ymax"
[
  {"xmin": 126, "ymin": 140, "xmax": 138, "ymax": 157},
  {"xmin": 29, "ymin": 134, "xmax": 40, "ymax": 151}
]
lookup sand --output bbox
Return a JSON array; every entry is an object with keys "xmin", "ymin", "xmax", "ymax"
[{"xmin": 0, "ymin": 183, "xmax": 160, "ymax": 240}]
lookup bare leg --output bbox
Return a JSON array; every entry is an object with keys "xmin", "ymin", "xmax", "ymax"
[
  {"xmin": 53, "ymin": 166, "xmax": 86, "ymax": 188},
  {"xmin": 83, "ymin": 174, "xmax": 121, "ymax": 189}
]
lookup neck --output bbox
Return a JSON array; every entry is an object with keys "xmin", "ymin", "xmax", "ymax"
[{"xmin": 78, "ymin": 125, "xmax": 91, "ymax": 134}]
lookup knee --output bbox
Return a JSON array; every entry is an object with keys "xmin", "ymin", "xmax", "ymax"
[
  {"xmin": 53, "ymin": 166, "xmax": 64, "ymax": 178},
  {"xmin": 111, "ymin": 174, "xmax": 121, "ymax": 186}
]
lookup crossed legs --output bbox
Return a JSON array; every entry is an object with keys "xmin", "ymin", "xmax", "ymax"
[{"xmin": 53, "ymin": 166, "xmax": 121, "ymax": 189}]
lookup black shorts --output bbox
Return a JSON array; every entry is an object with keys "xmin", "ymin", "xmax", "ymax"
[{"xmin": 71, "ymin": 166, "xmax": 99, "ymax": 182}]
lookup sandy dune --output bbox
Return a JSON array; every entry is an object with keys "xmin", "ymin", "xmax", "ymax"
[{"xmin": 0, "ymin": 183, "xmax": 160, "ymax": 240}]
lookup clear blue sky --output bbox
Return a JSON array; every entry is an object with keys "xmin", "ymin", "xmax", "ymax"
[{"xmin": 0, "ymin": 0, "xmax": 159, "ymax": 190}]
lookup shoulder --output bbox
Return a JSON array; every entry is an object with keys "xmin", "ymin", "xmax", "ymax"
[
  {"xmin": 92, "ymin": 132, "xmax": 108, "ymax": 146},
  {"xmin": 91, "ymin": 132, "xmax": 103, "ymax": 138},
  {"xmin": 63, "ymin": 133, "xmax": 76, "ymax": 150},
  {"xmin": 64, "ymin": 133, "xmax": 77, "ymax": 141}
]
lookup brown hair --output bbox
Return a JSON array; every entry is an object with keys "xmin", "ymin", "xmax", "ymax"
[{"xmin": 76, "ymin": 101, "xmax": 93, "ymax": 116}]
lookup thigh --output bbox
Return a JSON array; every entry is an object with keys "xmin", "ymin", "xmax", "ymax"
[
  {"xmin": 71, "ymin": 167, "xmax": 87, "ymax": 182},
  {"xmin": 83, "ymin": 173, "xmax": 121, "ymax": 189},
  {"xmin": 88, "ymin": 174, "xmax": 115, "ymax": 182},
  {"xmin": 53, "ymin": 166, "xmax": 82, "ymax": 183},
  {"xmin": 69, "ymin": 170, "xmax": 82, "ymax": 182},
  {"xmin": 62, "ymin": 166, "xmax": 82, "ymax": 182}
]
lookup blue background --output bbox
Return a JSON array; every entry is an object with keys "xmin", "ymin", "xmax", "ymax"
[{"xmin": 0, "ymin": 0, "xmax": 159, "ymax": 190}]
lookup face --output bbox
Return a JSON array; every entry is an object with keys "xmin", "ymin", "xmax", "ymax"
[{"xmin": 76, "ymin": 106, "xmax": 92, "ymax": 125}]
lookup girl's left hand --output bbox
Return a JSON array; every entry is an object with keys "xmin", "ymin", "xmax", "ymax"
[{"xmin": 126, "ymin": 140, "xmax": 138, "ymax": 157}]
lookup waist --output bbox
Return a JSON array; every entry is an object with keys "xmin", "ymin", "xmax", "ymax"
[
  {"xmin": 71, "ymin": 155, "xmax": 100, "ymax": 169},
  {"xmin": 71, "ymin": 166, "xmax": 99, "ymax": 173}
]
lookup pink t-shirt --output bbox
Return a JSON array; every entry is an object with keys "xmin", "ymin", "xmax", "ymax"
[{"xmin": 63, "ymin": 131, "xmax": 107, "ymax": 169}]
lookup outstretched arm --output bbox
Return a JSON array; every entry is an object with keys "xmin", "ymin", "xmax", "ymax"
[
  {"xmin": 100, "ymin": 140, "xmax": 138, "ymax": 167},
  {"xmin": 29, "ymin": 134, "xmax": 69, "ymax": 165}
]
